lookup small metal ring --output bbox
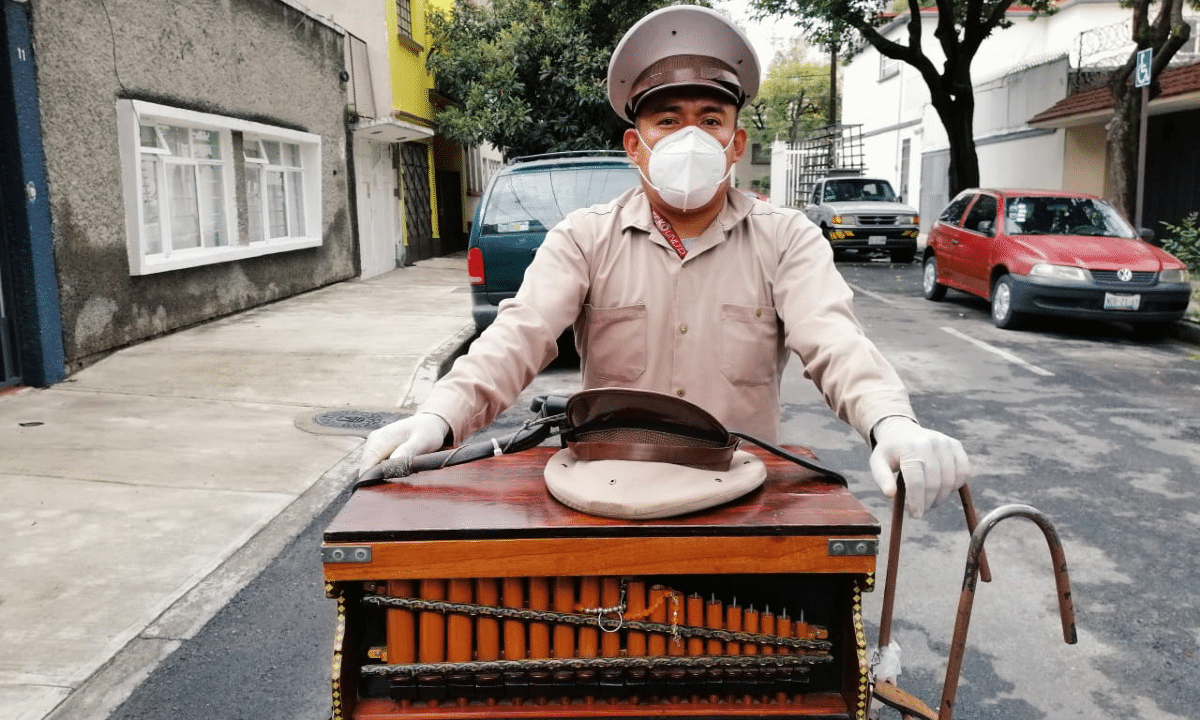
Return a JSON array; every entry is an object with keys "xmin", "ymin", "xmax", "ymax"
[{"xmin": 597, "ymin": 611, "xmax": 624, "ymax": 633}]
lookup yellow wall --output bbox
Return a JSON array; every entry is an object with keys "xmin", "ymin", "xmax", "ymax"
[
  {"xmin": 388, "ymin": 0, "xmax": 450, "ymax": 123},
  {"xmin": 1062, "ymin": 124, "xmax": 1108, "ymax": 196},
  {"xmin": 388, "ymin": 0, "xmax": 460, "ymax": 245}
]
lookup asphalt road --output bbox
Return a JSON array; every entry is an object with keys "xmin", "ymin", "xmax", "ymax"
[{"xmin": 110, "ymin": 257, "xmax": 1200, "ymax": 720}]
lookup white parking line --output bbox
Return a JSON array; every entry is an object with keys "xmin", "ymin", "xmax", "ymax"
[
  {"xmin": 941, "ymin": 326, "xmax": 1056, "ymax": 376},
  {"xmin": 847, "ymin": 282, "xmax": 894, "ymax": 305}
]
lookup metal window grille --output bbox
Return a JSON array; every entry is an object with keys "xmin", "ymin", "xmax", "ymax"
[
  {"xmin": 346, "ymin": 33, "xmax": 376, "ymax": 120},
  {"xmin": 396, "ymin": 0, "xmax": 413, "ymax": 39},
  {"xmin": 779, "ymin": 124, "xmax": 865, "ymax": 209}
]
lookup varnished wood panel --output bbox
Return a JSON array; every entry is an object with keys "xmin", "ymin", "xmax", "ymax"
[
  {"xmin": 325, "ymin": 446, "xmax": 878, "ymax": 544},
  {"xmin": 323, "ymin": 534, "xmax": 877, "ymax": 581}
]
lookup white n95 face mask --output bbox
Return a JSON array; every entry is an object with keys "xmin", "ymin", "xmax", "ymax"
[{"xmin": 638, "ymin": 126, "xmax": 734, "ymax": 212}]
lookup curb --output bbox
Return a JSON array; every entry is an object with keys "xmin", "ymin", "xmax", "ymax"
[
  {"xmin": 1171, "ymin": 319, "xmax": 1200, "ymax": 347},
  {"xmin": 399, "ymin": 321, "xmax": 477, "ymax": 414}
]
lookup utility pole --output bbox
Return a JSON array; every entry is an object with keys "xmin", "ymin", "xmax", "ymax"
[
  {"xmin": 828, "ymin": 42, "xmax": 838, "ymax": 168},
  {"xmin": 828, "ymin": 43, "xmax": 837, "ymax": 126}
]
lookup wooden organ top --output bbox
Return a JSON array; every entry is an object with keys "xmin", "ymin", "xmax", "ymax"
[{"xmin": 323, "ymin": 446, "xmax": 880, "ymax": 720}]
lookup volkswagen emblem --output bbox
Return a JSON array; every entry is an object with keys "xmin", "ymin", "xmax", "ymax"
[{"xmin": 1117, "ymin": 268, "xmax": 1133, "ymax": 282}]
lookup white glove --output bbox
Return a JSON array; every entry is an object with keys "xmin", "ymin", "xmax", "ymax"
[
  {"xmin": 358, "ymin": 413, "xmax": 450, "ymax": 476},
  {"xmin": 868, "ymin": 416, "xmax": 969, "ymax": 519}
]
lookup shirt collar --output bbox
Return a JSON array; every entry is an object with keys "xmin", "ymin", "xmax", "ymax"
[{"xmin": 619, "ymin": 186, "xmax": 756, "ymax": 238}]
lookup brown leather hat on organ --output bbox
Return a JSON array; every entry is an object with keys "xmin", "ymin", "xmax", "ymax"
[{"xmin": 543, "ymin": 388, "xmax": 767, "ymax": 519}]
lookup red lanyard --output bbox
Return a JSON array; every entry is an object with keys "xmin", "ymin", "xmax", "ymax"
[{"xmin": 651, "ymin": 210, "xmax": 688, "ymax": 260}]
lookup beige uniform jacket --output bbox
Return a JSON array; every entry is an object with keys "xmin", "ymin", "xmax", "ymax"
[{"xmin": 420, "ymin": 187, "xmax": 915, "ymax": 444}]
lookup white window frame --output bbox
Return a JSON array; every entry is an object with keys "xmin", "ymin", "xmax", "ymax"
[
  {"xmin": 243, "ymin": 137, "xmax": 310, "ymax": 244},
  {"xmin": 117, "ymin": 99, "xmax": 322, "ymax": 276}
]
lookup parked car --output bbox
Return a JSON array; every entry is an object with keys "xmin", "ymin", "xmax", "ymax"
[
  {"xmin": 467, "ymin": 151, "xmax": 641, "ymax": 332},
  {"xmin": 803, "ymin": 176, "xmax": 920, "ymax": 263},
  {"xmin": 922, "ymin": 188, "xmax": 1192, "ymax": 332}
]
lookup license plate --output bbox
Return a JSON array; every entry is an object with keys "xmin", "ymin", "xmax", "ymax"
[
  {"xmin": 1104, "ymin": 293, "xmax": 1140, "ymax": 311},
  {"xmin": 868, "ymin": 236, "xmax": 886, "ymax": 245}
]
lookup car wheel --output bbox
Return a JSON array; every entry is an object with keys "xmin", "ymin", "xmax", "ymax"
[
  {"xmin": 922, "ymin": 255, "xmax": 946, "ymax": 301},
  {"xmin": 991, "ymin": 275, "xmax": 1023, "ymax": 329},
  {"xmin": 890, "ymin": 248, "xmax": 915, "ymax": 264}
]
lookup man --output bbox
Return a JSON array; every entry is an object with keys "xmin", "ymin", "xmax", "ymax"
[{"xmin": 360, "ymin": 5, "xmax": 968, "ymax": 518}]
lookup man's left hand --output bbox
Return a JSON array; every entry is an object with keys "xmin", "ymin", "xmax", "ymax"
[{"xmin": 869, "ymin": 416, "xmax": 969, "ymax": 518}]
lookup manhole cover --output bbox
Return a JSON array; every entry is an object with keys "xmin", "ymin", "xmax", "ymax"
[{"xmin": 310, "ymin": 409, "xmax": 405, "ymax": 432}]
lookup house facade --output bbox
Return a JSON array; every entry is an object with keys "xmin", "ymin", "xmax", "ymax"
[
  {"xmin": 1, "ymin": 0, "xmax": 353, "ymax": 387},
  {"xmin": 838, "ymin": 0, "xmax": 1200, "ymax": 232},
  {"xmin": 305, "ymin": 0, "xmax": 502, "ymax": 278}
]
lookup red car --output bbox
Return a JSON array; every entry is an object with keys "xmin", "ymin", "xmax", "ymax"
[{"xmin": 922, "ymin": 189, "xmax": 1192, "ymax": 332}]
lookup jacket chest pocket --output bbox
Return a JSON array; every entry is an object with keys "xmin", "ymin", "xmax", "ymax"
[
  {"xmin": 719, "ymin": 304, "xmax": 778, "ymax": 386},
  {"xmin": 580, "ymin": 303, "xmax": 647, "ymax": 382}
]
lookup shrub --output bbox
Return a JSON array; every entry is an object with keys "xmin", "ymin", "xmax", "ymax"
[{"xmin": 1159, "ymin": 212, "xmax": 1200, "ymax": 274}]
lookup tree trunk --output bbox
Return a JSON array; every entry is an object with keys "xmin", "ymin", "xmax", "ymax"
[
  {"xmin": 1104, "ymin": 82, "xmax": 1140, "ymax": 222},
  {"xmin": 929, "ymin": 92, "xmax": 981, "ymax": 196}
]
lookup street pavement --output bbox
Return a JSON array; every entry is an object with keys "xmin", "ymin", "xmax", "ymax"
[
  {"xmin": 0, "ymin": 254, "xmax": 476, "ymax": 720},
  {"xmin": 1, "ymin": 250, "xmax": 1197, "ymax": 720}
]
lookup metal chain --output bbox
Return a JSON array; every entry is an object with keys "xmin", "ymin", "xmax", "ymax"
[
  {"xmin": 360, "ymin": 652, "xmax": 830, "ymax": 679},
  {"xmin": 361, "ymin": 594, "xmax": 832, "ymax": 652}
]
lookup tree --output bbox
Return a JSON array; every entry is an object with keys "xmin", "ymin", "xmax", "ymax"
[
  {"xmin": 426, "ymin": 0, "xmax": 675, "ymax": 159},
  {"xmin": 750, "ymin": 0, "xmax": 1056, "ymax": 195},
  {"xmin": 745, "ymin": 38, "xmax": 833, "ymax": 147},
  {"xmin": 1104, "ymin": 0, "xmax": 1197, "ymax": 222}
]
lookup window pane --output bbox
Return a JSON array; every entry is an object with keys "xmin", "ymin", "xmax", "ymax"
[
  {"xmin": 140, "ymin": 157, "xmax": 162, "ymax": 255},
  {"xmin": 287, "ymin": 170, "xmax": 304, "ymax": 235},
  {"xmin": 192, "ymin": 129, "xmax": 220, "ymax": 160},
  {"xmin": 964, "ymin": 195, "xmax": 996, "ymax": 233},
  {"xmin": 169, "ymin": 164, "xmax": 201, "ymax": 250},
  {"xmin": 282, "ymin": 142, "xmax": 300, "ymax": 168},
  {"xmin": 246, "ymin": 166, "xmax": 264, "ymax": 243},
  {"xmin": 197, "ymin": 164, "xmax": 226, "ymax": 246},
  {"xmin": 139, "ymin": 125, "xmax": 161, "ymax": 150},
  {"xmin": 163, "ymin": 126, "xmax": 190, "ymax": 157},
  {"xmin": 262, "ymin": 140, "xmax": 281, "ymax": 166},
  {"xmin": 482, "ymin": 167, "xmax": 640, "ymax": 232},
  {"xmin": 266, "ymin": 170, "xmax": 287, "ymax": 238},
  {"xmin": 244, "ymin": 139, "xmax": 264, "ymax": 162}
]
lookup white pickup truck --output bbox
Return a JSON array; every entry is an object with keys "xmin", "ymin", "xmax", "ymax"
[{"xmin": 803, "ymin": 176, "xmax": 920, "ymax": 263}]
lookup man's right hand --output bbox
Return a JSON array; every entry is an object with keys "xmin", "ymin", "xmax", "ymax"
[{"xmin": 358, "ymin": 413, "xmax": 450, "ymax": 477}]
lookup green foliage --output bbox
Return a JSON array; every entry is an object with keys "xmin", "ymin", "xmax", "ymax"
[
  {"xmin": 744, "ymin": 38, "xmax": 832, "ymax": 146},
  {"xmin": 426, "ymin": 0, "xmax": 681, "ymax": 159},
  {"xmin": 1160, "ymin": 212, "xmax": 1200, "ymax": 273}
]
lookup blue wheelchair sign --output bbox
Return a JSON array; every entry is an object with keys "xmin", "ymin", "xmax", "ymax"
[{"xmin": 1135, "ymin": 48, "xmax": 1152, "ymax": 88}]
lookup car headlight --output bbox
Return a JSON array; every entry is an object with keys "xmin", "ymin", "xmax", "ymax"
[
  {"xmin": 906, "ymin": 215, "xmax": 920, "ymax": 225},
  {"xmin": 1160, "ymin": 267, "xmax": 1191, "ymax": 283},
  {"xmin": 831, "ymin": 215, "xmax": 844, "ymax": 225},
  {"xmin": 1028, "ymin": 263, "xmax": 1088, "ymax": 281}
]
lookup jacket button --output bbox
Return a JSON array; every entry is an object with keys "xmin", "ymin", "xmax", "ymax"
[
  {"xmin": 678, "ymin": 324, "xmax": 688, "ymax": 335},
  {"xmin": 676, "ymin": 389, "xmax": 686, "ymax": 397},
  {"xmin": 755, "ymin": 308, "xmax": 762, "ymax": 317}
]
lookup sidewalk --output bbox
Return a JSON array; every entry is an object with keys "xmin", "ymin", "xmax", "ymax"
[{"xmin": 0, "ymin": 254, "xmax": 475, "ymax": 720}]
